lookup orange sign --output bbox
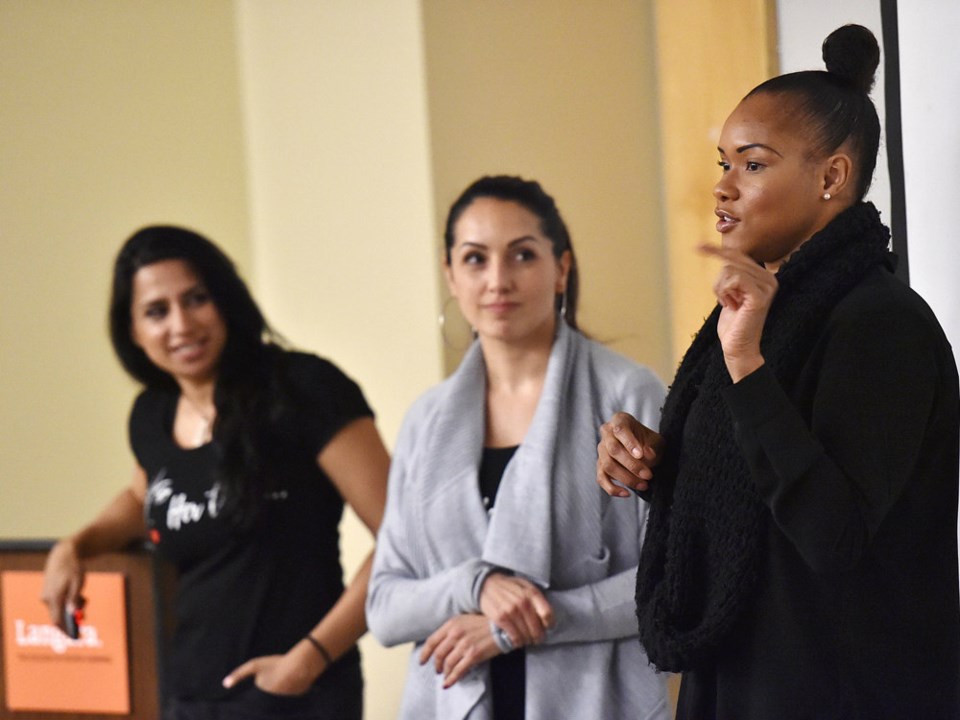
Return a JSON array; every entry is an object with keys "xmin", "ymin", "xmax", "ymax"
[{"xmin": 1, "ymin": 571, "xmax": 130, "ymax": 714}]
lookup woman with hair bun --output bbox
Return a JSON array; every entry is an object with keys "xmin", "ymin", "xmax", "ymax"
[
  {"xmin": 42, "ymin": 226, "xmax": 389, "ymax": 719},
  {"xmin": 597, "ymin": 25, "xmax": 959, "ymax": 718}
]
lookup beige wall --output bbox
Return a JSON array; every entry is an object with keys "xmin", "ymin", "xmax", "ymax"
[
  {"xmin": 0, "ymin": 0, "xmax": 250, "ymax": 536},
  {"xmin": 0, "ymin": 1, "xmax": 715, "ymax": 718},
  {"xmin": 654, "ymin": 0, "xmax": 778, "ymax": 361},
  {"xmin": 234, "ymin": 2, "xmax": 440, "ymax": 715},
  {"xmin": 235, "ymin": 0, "xmax": 442, "ymax": 459},
  {"xmin": 422, "ymin": 0, "xmax": 672, "ymax": 381}
]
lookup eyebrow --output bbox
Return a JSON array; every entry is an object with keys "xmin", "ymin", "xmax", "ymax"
[
  {"xmin": 135, "ymin": 283, "xmax": 205, "ymax": 308},
  {"xmin": 459, "ymin": 235, "xmax": 541, "ymax": 250},
  {"xmin": 718, "ymin": 143, "xmax": 784, "ymax": 158}
]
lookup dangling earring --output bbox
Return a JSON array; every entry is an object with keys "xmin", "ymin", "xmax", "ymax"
[
  {"xmin": 558, "ymin": 291, "xmax": 568, "ymax": 321},
  {"xmin": 439, "ymin": 296, "xmax": 475, "ymax": 349},
  {"xmin": 823, "ymin": 192, "xmax": 832, "ymax": 200}
]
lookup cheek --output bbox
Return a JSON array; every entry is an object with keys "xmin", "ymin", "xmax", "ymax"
[
  {"xmin": 458, "ymin": 273, "xmax": 486, "ymax": 298},
  {"xmin": 529, "ymin": 274, "xmax": 561, "ymax": 311},
  {"xmin": 445, "ymin": 280, "xmax": 480, "ymax": 318},
  {"xmin": 206, "ymin": 307, "xmax": 228, "ymax": 332},
  {"xmin": 444, "ymin": 266, "xmax": 476, "ymax": 298},
  {"xmin": 130, "ymin": 321, "xmax": 153, "ymax": 350},
  {"xmin": 742, "ymin": 184, "xmax": 773, "ymax": 214}
]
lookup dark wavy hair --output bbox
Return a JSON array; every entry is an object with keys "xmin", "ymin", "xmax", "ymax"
[
  {"xmin": 110, "ymin": 225, "xmax": 287, "ymax": 526},
  {"xmin": 443, "ymin": 175, "xmax": 581, "ymax": 330},
  {"xmin": 746, "ymin": 24, "xmax": 881, "ymax": 201}
]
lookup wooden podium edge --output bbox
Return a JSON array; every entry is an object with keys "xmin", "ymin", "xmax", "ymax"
[{"xmin": 0, "ymin": 540, "xmax": 175, "ymax": 720}]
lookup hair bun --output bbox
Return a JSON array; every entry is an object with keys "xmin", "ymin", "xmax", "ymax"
[{"xmin": 822, "ymin": 24, "xmax": 880, "ymax": 94}]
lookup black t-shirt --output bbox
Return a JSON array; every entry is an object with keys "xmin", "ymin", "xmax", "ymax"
[{"xmin": 131, "ymin": 351, "xmax": 372, "ymax": 701}]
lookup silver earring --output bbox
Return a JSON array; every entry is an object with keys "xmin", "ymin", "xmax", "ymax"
[
  {"xmin": 823, "ymin": 192, "xmax": 832, "ymax": 200},
  {"xmin": 558, "ymin": 291, "xmax": 568, "ymax": 321},
  {"xmin": 439, "ymin": 296, "xmax": 475, "ymax": 350}
]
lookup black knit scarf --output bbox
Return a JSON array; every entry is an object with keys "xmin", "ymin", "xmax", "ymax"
[{"xmin": 635, "ymin": 202, "xmax": 892, "ymax": 672}]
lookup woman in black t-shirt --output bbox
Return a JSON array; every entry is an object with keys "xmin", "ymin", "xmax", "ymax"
[{"xmin": 41, "ymin": 225, "xmax": 389, "ymax": 720}]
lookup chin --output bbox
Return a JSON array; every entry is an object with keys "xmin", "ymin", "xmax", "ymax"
[
  {"xmin": 720, "ymin": 235, "xmax": 743, "ymax": 252},
  {"xmin": 721, "ymin": 231, "xmax": 750, "ymax": 249}
]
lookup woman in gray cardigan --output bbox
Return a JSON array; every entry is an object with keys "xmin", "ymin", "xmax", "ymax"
[{"xmin": 367, "ymin": 176, "xmax": 669, "ymax": 720}]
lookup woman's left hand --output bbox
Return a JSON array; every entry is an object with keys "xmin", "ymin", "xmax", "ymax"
[
  {"xmin": 420, "ymin": 614, "xmax": 502, "ymax": 689},
  {"xmin": 222, "ymin": 644, "xmax": 322, "ymax": 696},
  {"xmin": 699, "ymin": 244, "xmax": 778, "ymax": 382},
  {"xmin": 479, "ymin": 572, "xmax": 553, "ymax": 647}
]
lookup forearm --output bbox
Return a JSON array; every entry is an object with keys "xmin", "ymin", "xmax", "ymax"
[
  {"xmin": 366, "ymin": 557, "xmax": 491, "ymax": 647},
  {"xmin": 310, "ymin": 552, "xmax": 371, "ymax": 659},
  {"xmin": 69, "ymin": 486, "xmax": 147, "ymax": 558},
  {"xmin": 541, "ymin": 567, "xmax": 638, "ymax": 645},
  {"xmin": 723, "ymin": 362, "xmax": 932, "ymax": 573},
  {"xmin": 282, "ymin": 552, "xmax": 374, "ymax": 681},
  {"xmin": 724, "ymin": 367, "xmax": 866, "ymax": 571},
  {"xmin": 43, "ymin": 482, "xmax": 146, "ymax": 625}
]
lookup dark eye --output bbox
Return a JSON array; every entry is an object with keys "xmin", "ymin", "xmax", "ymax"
[
  {"xmin": 745, "ymin": 161, "xmax": 762, "ymax": 171},
  {"xmin": 515, "ymin": 248, "xmax": 537, "ymax": 262},
  {"xmin": 463, "ymin": 251, "xmax": 485, "ymax": 265},
  {"xmin": 184, "ymin": 288, "xmax": 212, "ymax": 307},
  {"xmin": 144, "ymin": 303, "xmax": 168, "ymax": 320},
  {"xmin": 717, "ymin": 160, "xmax": 730, "ymax": 171}
]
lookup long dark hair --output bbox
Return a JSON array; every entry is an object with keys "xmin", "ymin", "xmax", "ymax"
[
  {"xmin": 443, "ymin": 175, "xmax": 581, "ymax": 330},
  {"xmin": 746, "ymin": 24, "xmax": 881, "ymax": 201},
  {"xmin": 110, "ymin": 225, "xmax": 287, "ymax": 526}
]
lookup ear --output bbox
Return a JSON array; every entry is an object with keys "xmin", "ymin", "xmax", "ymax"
[
  {"xmin": 555, "ymin": 250, "xmax": 572, "ymax": 294},
  {"xmin": 443, "ymin": 260, "xmax": 458, "ymax": 298},
  {"xmin": 821, "ymin": 151, "xmax": 854, "ymax": 198}
]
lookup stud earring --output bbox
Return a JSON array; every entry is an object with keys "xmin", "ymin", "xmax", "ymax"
[{"xmin": 823, "ymin": 192, "xmax": 832, "ymax": 200}]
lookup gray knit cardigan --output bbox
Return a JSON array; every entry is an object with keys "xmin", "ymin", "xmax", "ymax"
[{"xmin": 367, "ymin": 322, "xmax": 670, "ymax": 720}]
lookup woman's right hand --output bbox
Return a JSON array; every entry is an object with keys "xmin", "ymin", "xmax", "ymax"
[
  {"xmin": 419, "ymin": 614, "xmax": 501, "ymax": 689},
  {"xmin": 478, "ymin": 572, "xmax": 553, "ymax": 647},
  {"xmin": 41, "ymin": 539, "xmax": 85, "ymax": 632},
  {"xmin": 596, "ymin": 411, "xmax": 664, "ymax": 496}
]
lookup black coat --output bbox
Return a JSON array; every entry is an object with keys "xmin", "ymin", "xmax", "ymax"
[
  {"xmin": 636, "ymin": 204, "xmax": 960, "ymax": 719},
  {"xmin": 681, "ymin": 265, "xmax": 960, "ymax": 719}
]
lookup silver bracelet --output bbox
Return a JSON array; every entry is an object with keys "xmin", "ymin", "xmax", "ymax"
[{"xmin": 490, "ymin": 622, "xmax": 515, "ymax": 654}]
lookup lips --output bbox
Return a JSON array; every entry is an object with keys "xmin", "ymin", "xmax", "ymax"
[
  {"xmin": 483, "ymin": 302, "xmax": 519, "ymax": 315},
  {"xmin": 170, "ymin": 339, "xmax": 207, "ymax": 360},
  {"xmin": 715, "ymin": 208, "xmax": 740, "ymax": 233}
]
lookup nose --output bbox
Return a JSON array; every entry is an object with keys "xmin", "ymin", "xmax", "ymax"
[
  {"xmin": 168, "ymin": 303, "xmax": 194, "ymax": 334},
  {"xmin": 487, "ymin": 256, "xmax": 511, "ymax": 293},
  {"xmin": 713, "ymin": 173, "xmax": 737, "ymax": 203}
]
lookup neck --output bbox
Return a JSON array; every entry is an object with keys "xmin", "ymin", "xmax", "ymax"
[
  {"xmin": 176, "ymin": 378, "xmax": 217, "ymax": 414},
  {"xmin": 766, "ymin": 201, "xmax": 855, "ymax": 273},
  {"xmin": 479, "ymin": 320, "xmax": 557, "ymax": 393}
]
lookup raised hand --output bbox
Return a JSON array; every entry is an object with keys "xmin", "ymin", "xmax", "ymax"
[{"xmin": 700, "ymin": 244, "xmax": 777, "ymax": 382}]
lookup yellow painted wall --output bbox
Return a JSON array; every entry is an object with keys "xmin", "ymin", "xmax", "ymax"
[
  {"xmin": 654, "ymin": 0, "xmax": 778, "ymax": 362},
  {"xmin": 234, "ymin": 2, "xmax": 440, "ymax": 715},
  {"xmin": 235, "ymin": 0, "xmax": 442, "ymax": 452},
  {"xmin": 0, "ymin": 0, "xmax": 250, "ymax": 537},
  {"xmin": 422, "ymin": 0, "xmax": 673, "ymax": 381},
  {"xmin": 0, "ymin": 1, "xmax": 777, "ymax": 718}
]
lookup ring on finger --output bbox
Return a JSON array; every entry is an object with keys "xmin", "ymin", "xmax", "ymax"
[{"xmin": 490, "ymin": 622, "xmax": 514, "ymax": 653}]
